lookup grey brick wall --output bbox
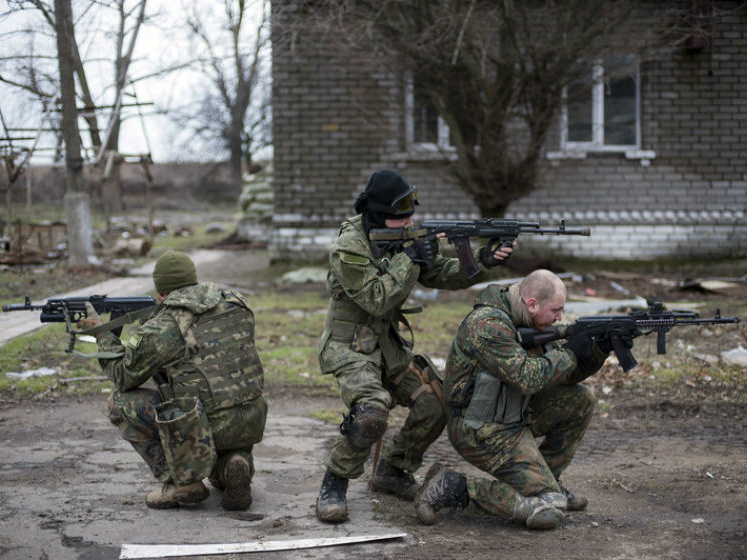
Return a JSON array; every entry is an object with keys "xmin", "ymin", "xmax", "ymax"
[{"xmin": 270, "ymin": 1, "xmax": 747, "ymax": 263}]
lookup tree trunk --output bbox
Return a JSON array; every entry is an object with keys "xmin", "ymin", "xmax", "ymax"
[
  {"xmin": 228, "ymin": 112, "xmax": 245, "ymax": 198},
  {"xmin": 55, "ymin": 0, "xmax": 93, "ymax": 267}
]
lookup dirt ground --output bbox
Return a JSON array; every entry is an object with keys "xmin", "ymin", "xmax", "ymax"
[{"xmin": 1, "ymin": 249, "xmax": 746, "ymax": 560}]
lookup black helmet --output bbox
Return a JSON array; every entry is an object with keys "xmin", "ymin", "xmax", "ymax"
[{"xmin": 354, "ymin": 170, "xmax": 419, "ymax": 231}]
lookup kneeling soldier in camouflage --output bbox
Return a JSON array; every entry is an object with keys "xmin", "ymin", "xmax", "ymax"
[
  {"xmin": 416, "ymin": 269, "xmax": 611, "ymax": 529},
  {"xmin": 78, "ymin": 250, "xmax": 267, "ymax": 510}
]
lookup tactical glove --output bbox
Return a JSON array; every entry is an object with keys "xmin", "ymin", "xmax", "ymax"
[
  {"xmin": 595, "ymin": 330, "xmax": 636, "ymax": 355},
  {"xmin": 403, "ymin": 237, "xmax": 439, "ymax": 268},
  {"xmin": 479, "ymin": 240, "xmax": 511, "ymax": 268},
  {"xmin": 563, "ymin": 332, "xmax": 595, "ymax": 363},
  {"xmin": 595, "ymin": 334, "xmax": 615, "ymax": 355}
]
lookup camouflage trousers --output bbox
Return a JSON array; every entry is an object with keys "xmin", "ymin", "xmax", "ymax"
[
  {"xmin": 107, "ymin": 388, "xmax": 260, "ymax": 486},
  {"xmin": 325, "ymin": 359, "xmax": 446, "ymax": 479},
  {"xmin": 447, "ymin": 383, "xmax": 595, "ymax": 518}
]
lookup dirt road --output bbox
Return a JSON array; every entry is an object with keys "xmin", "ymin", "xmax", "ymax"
[{"xmin": 1, "ymin": 388, "xmax": 745, "ymax": 560}]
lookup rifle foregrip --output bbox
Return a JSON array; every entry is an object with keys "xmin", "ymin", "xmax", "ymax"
[{"xmin": 656, "ymin": 332, "xmax": 666, "ymax": 354}]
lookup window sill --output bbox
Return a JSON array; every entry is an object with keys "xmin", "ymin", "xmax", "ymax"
[
  {"xmin": 390, "ymin": 145, "xmax": 458, "ymax": 162},
  {"xmin": 546, "ymin": 149, "xmax": 656, "ymax": 166}
]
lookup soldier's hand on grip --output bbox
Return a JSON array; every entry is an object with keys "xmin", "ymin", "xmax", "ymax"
[
  {"xmin": 403, "ymin": 237, "xmax": 439, "ymax": 268},
  {"xmin": 563, "ymin": 332, "xmax": 595, "ymax": 363}
]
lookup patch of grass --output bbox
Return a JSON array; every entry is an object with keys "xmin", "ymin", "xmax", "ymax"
[
  {"xmin": 151, "ymin": 220, "xmax": 238, "ymax": 252},
  {"xmin": 254, "ymin": 301, "xmax": 331, "ymax": 388},
  {"xmin": 0, "ymin": 325, "xmax": 108, "ymax": 396},
  {"xmin": 411, "ymin": 299, "xmax": 474, "ymax": 363},
  {"xmin": 0, "ymin": 264, "xmax": 114, "ymax": 305},
  {"xmin": 310, "ymin": 408, "xmax": 345, "ymax": 424}
]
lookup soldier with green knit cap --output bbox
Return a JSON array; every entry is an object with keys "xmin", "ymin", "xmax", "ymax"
[
  {"xmin": 315, "ymin": 169, "xmax": 514, "ymax": 523},
  {"xmin": 78, "ymin": 250, "xmax": 267, "ymax": 510}
]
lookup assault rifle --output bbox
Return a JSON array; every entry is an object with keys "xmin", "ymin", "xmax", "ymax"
[
  {"xmin": 2, "ymin": 295, "xmax": 156, "ymax": 353},
  {"xmin": 369, "ymin": 219, "xmax": 590, "ymax": 278},
  {"xmin": 517, "ymin": 301, "xmax": 741, "ymax": 372}
]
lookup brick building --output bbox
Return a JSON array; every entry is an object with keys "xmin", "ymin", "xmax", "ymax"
[{"xmin": 269, "ymin": 1, "xmax": 747, "ymax": 263}]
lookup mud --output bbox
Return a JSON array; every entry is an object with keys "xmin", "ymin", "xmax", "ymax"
[{"xmin": 0, "ymin": 388, "xmax": 745, "ymax": 560}]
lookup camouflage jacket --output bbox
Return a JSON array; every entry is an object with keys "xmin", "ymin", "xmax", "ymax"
[
  {"xmin": 444, "ymin": 284, "xmax": 606, "ymax": 409},
  {"xmin": 98, "ymin": 282, "xmax": 264, "ymax": 411},
  {"xmin": 319, "ymin": 214, "xmax": 490, "ymax": 376}
]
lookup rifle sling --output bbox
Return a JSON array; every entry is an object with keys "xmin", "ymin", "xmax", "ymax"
[
  {"xmin": 78, "ymin": 304, "xmax": 159, "ymax": 337},
  {"xmin": 72, "ymin": 305, "xmax": 160, "ymax": 359}
]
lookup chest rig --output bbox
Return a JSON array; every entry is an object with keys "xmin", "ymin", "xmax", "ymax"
[{"xmin": 159, "ymin": 297, "xmax": 263, "ymax": 414}]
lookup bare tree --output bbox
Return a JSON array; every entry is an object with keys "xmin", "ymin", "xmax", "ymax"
[
  {"xmin": 2, "ymin": 0, "xmax": 152, "ymax": 216},
  {"xmin": 99, "ymin": 0, "xmax": 148, "ymax": 215},
  {"xmin": 177, "ymin": 0, "xmax": 271, "ymax": 196},
  {"xmin": 2, "ymin": 0, "xmax": 103, "ymax": 157},
  {"xmin": 311, "ymin": 0, "xmax": 658, "ymax": 217}
]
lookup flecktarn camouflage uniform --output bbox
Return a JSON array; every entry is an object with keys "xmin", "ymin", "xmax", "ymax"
[
  {"xmin": 98, "ymin": 282, "xmax": 267, "ymax": 487},
  {"xmin": 318, "ymin": 214, "xmax": 490, "ymax": 479},
  {"xmin": 444, "ymin": 284, "xmax": 606, "ymax": 518}
]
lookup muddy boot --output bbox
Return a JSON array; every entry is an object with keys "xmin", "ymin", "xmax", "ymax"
[
  {"xmin": 370, "ymin": 458, "xmax": 420, "ymax": 501},
  {"xmin": 559, "ymin": 482, "xmax": 588, "ymax": 511},
  {"xmin": 221, "ymin": 454, "xmax": 253, "ymax": 511},
  {"xmin": 415, "ymin": 463, "xmax": 468, "ymax": 525},
  {"xmin": 145, "ymin": 481, "xmax": 209, "ymax": 509},
  {"xmin": 512, "ymin": 494, "xmax": 564, "ymax": 530},
  {"xmin": 316, "ymin": 469, "xmax": 349, "ymax": 523},
  {"xmin": 539, "ymin": 491, "xmax": 568, "ymax": 512}
]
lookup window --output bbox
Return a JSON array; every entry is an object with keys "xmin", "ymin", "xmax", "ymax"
[
  {"xmin": 561, "ymin": 54, "xmax": 640, "ymax": 152},
  {"xmin": 405, "ymin": 78, "xmax": 451, "ymax": 148}
]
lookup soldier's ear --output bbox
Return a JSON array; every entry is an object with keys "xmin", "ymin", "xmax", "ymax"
[{"xmin": 524, "ymin": 297, "xmax": 539, "ymax": 315}]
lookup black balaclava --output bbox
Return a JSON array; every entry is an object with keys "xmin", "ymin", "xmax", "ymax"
[{"xmin": 354, "ymin": 169, "xmax": 418, "ymax": 234}]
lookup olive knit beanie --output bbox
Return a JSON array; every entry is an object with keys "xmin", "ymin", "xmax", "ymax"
[{"xmin": 152, "ymin": 250, "xmax": 198, "ymax": 294}]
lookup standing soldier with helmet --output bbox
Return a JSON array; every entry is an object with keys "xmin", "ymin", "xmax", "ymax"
[{"xmin": 315, "ymin": 169, "xmax": 513, "ymax": 522}]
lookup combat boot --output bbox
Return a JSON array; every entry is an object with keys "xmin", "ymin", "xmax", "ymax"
[
  {"xmin": 539, "ymin": 491, "xmax": 568, "ymax": 511},
  {"xmin": 221, "ymin": 453, "xmax": 253, "ymax": 511},
  {"xmin": 415, "ymin": 463, "xmax": 469, "ymax": 525},
  {"xmin": 370, "ymin": 458, "xmax": 420, "ymax": 501},
  {"xmin": 512, "ymin": 494, "xmax": 564, "ymax": 530},
  {"xmin": 316, "ymin": 469, "xmax": 349, "ymax": 523},
  {"xmin": 145, "ymin": 481, "xmax": 209, "ymax": 509},
  {"xmin": 559, "ymin": 482, "xmax": 588, "ymax": 511}
]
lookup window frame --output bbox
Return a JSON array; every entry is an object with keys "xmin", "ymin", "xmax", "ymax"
[
  {"xmin": 560, "ymin": 56, "xmax": 642, "ymax": 153},
  {"xmin": 404, "ymin": 76, "xmax": 452, "ymax": 149}
]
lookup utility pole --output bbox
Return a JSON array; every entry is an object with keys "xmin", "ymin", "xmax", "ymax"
[{"xmin": 55, "ymin": 0, "xmax": 93, "ymax": 267}]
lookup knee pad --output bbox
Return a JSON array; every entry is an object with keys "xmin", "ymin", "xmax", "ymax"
[{"xmin": 340, "ymin": 403, "xmax": 388, "ymax": 450}]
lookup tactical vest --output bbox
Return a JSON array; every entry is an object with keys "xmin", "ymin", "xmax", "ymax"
[
  {"xmin": 462, "ymin": 307, "xmax": 531, "ymax": 427},
  {"xmin": 160, "ymin": 293, "xmax": 263, "ymax": 414}
]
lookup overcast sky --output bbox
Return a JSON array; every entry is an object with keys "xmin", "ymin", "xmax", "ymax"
[{"xmin": 0, "ymin": 0, "xmax": 270, "ymax": 167}]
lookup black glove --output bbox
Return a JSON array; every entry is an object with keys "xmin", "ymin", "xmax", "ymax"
[
  {"xmin": 479, "ymin": 240, "xmax": 511, "ymax": 269},
  {"xmin": 403, "ymin": 237, "xmax": 439, "ymax": 268},
  {"xmin": 595, "ymin": 334, "xmax": 614, "ymax": 355},
  {"xmin": 563, "ymin": 333, "xmax": 595, "ymax": 363},
  {"xmin": 596, "ymin": 329, "xmax": 637, "ymax": 355}
]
